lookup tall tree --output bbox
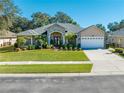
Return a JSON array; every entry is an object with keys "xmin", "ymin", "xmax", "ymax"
[
  {"xmin": 49, "ymin": 16, "xmax": 57, "ymax": 23},
  {"xmin": 10, "ymin": 16, "xmax": 30, "ymax": 33},
  {"xmin": 96, "ymin": 24, "xmax": 106, "ymax": 31},
  {"xmin": 0, "ymin": 0, "xmax": 19, "ymax": 30},
  {"xmin": 31, "ymin": 12, "xmax": 50, "ymax": 28},
  {"xmin": 53, "ymin": 12, "xmax": 77, "ymax": 25},
  {"xmin": 119, "ymin": 20, "xmax": 124, "ymax": 28},
  {"xmin": 107, "ymin": 22, "xmax": 120, "ymax": 31}
]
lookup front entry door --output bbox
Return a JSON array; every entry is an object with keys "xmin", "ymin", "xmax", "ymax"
[{"xmin": 54, "ymin": 36, "xmax": 60, "ymax": 46}]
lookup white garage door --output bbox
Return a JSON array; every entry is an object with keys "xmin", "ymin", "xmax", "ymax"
[{"xmin": 81, "ymin": 37, "xmax": 104, "ymax": 49}]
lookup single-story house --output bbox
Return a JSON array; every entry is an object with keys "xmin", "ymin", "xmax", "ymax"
[
  {"xmin": 0, "ymin": 30, "xmax": 17, "ymax": 47},
  {"xmin": 17, "ymin": 23, "xmax": 105, "ymax": 49},
  {"xmin": 108, "ymin": 28, "xmax": 124, "ymax": 48}
]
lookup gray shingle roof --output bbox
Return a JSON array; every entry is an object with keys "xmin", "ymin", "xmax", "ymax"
[
  {"xmin": 56, "ymin": 23, "xmax": 83, "ymax": 33},
  {"xmin": 34, "ymin": 24, "xmax": 54, "ymax": 34},
  {"xmin": 17, "ymin": 23, "xmax": 83, "ymax": 36},
  {"xmin": 110, "ymin": 28, "xmax": 124, "ymax": 36},
  {"xmin": 0, "ymin": 30, "xmax": 16, "ymax": 37},
  {"xmin": 17, "ymin": 29, "xmax": 39, "ymax": 36}
]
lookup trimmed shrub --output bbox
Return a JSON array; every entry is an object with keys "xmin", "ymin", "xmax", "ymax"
[
  {"xmin": 46, "ymin": 45, "xmax": 54, "ymax": 49},
  {"xmin": 60, "ymin": 47, "xmax": 63, "ymax": 50},
  {"xmin": 77, "ymin": 48, "xmax": 82, "ymax": 51},
  {"xmin": 28, "ymin": 45, "xmax": 35, "ymax": 50},
  {"xmin": 115, "ymin": 48, "xmax": 124, "ymax": 53},
  {"xmin": 109, "ymin": 43, "xmax": 116, "ymax": 48},
  {"xmin": 62, "ymin": 45, "xmax": 65, "ymax": 50},
  {"xmin": 17, "ymin": 37, "xmax": 26, "ymax": 48},
  {"xmin": 120, "ymin": 53, "xmax": 124, "ymax": 56},
  {"xmin": 42, "ymin": 43, "xmax": 48, "ymax": 49},
  {"xmin": 14, "ymin": 43, "xmax": 18, "ymax": 48},
  {"xmin": 15, "ymin": 48, "xmax": 21, "ymax": 52},
  {"xmin": 69, "ymin": 46, "xmax": 73, "ymax": 50},
  {"xmin": 68, "ymin": 44, "xmax": 73, "ymax": 50},
  {"xmin": 22, "ymin": 48, "xmax": 27, "ymax": 51},
  {"xmin": 77, "ymin": 44, "xmax": 81, "ymax": 49},
  {"xmin": 65, "ymin": 46, "xmax": 68, "ymax": 50},
  {"xmin": 74, "ymin": 47, "xmax": 77, "ymax": 51},
  {"xmin": 50, "ymin": 44, "xmax": 54, "ymax": 49}
]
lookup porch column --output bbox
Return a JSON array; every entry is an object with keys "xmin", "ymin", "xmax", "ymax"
[
  {"xmin": 48, "ymin": 33, "xmax": 50, "ymax": 45},
  {"xmin": 30, "ymin": 36, "xmax": 33, "ymax": 45},
  {"xmin": 62, "ymin": 34, "xmax": 65, "ymax": 45}
]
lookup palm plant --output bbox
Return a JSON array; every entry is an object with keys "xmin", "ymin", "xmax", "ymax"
[
  {"xmin": 35, "ymin": 35, "xmax": 47, "ymax": 49},
  {"xmin": 65, "ymin": 32, "xmax": 77, "ymax": 46}
]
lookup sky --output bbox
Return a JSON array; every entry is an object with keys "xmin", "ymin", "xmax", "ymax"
[{"xmin": 13, "ymin": 0, "xmax": 124, "ymax": 28}]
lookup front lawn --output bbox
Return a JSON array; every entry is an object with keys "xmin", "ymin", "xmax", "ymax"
[
  {"xmin": 0, "ymin": 64, "xmax": 92, "ymax": 73},
  {"xmin": 0, "ymin": 47, "xmax": 89, "ymax": 61},
  {"xmin": 0, "ymin": 46, "xmax": 14, "ymax": 53}
]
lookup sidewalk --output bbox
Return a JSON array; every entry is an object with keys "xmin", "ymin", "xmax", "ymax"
[{"xmin": 0, "ymin": 61, "xmax": 91, "ymax": 65}]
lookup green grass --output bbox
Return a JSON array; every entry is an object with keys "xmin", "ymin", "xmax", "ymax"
[
  {"xmin": 0, "ymin": 64, "xmax": 92, "ymax": 73},
  {"xmin": 0, "ymin": 46, "xmax": 14, "ymax": 53},
  {"xmin": 0, "ymin": 47, "xmax": 89, "ymax": 61}
]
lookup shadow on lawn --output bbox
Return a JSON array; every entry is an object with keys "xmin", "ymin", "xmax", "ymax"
[{"xmin": 0, "ymin": 46, "xmax": 14, "ymax": 53}]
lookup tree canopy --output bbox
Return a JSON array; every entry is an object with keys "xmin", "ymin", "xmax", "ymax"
[
  {"xmin": 96, "ymin": 24, "xmax": 106, "ymax": 31},
  {"xmin": 31, "ymin": 12, "xmax": 50, "ymax": 28},
  {"xmin": 10, "ymin": 11, "xmax": 78, "ymax": 33},
  {"xmin": 53, "ymin": 12, "xmax": 77, "ymax": 25},
  {"xmin": 0, "ymin": 0, "xmax": 19, "ymax": 30},
  {"xmin": 10, "ymin": 16, "xmax": 30, "ymax": 33},
  {"xmin": 1, "ymin": 0, "xmax": 124, "ymax": 33},
  {"xmin": 107, "ymin": 20, "xmax": 124, "ymax": 32}
]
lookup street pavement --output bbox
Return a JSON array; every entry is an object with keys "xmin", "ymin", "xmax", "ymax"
[{"xmin": 0, "ymin": 75, "xmax": 124, "ymax": 93}]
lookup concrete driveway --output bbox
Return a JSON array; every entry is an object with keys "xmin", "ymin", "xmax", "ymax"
[{"xmin": 84, "ymin": 49, "xmax": 124, "ymax": 74}]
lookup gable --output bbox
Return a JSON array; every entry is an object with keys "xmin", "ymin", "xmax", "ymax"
[
  {"xmin": 47, "ymin": 24, "xmax": 65, "ymax": 33},
  {"xmin": 47, "ymin": 23, "xmax": 82, "ymax": 33},
  {"xmin": 47, "ymin": 24, "xmax": 65, "ymax": 30},
  {"xmin": 79, "ymin": 26, "xmax": 105, "ymax": 37}
]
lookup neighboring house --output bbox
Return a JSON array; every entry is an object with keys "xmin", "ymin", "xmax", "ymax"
[
  {"xmin": 108, "ymin": 28, "xmax": 124, "ymax": 48},
  {"xmin": 0, "ymin": 30, "xmax": 17, "ymax": 47},
  {"xmin": 17, "ymin": 23, "xmax": 105, "ymax": 49}
]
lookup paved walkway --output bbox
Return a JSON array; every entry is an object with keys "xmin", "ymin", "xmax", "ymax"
[
  {"xmin": 84, "ymin": 49, "xmax": 124, "ymax": 74},
  {"xmin": 0, "ymin": 61, "xmax": 91, "ymax": 65}
]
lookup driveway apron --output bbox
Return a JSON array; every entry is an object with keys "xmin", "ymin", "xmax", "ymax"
[{"xmin": 84, "ymin": 49, "xmax": 124, "ymax": 74}]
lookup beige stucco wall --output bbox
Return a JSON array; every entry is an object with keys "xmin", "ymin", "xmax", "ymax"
[{"xmin": 0, "ymin": 37, "xmax": 17, "ymax": 47}]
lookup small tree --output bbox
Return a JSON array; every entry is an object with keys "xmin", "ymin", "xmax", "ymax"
[
  {"xmin": 35, "ymin": 35, "xmax": 47, "ymax": 49},
  {"xmin": 65, "ymin": 33, "xmax": 77, "ymax": 46},
  {"xmin": 17, "ymin": 37, "xmax": 26, "ymax": 48}
]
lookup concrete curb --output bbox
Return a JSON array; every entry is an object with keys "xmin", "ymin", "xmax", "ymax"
[{"xmin": 0, "ymin": 72, "xmax": 124, "ymax": 77}]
